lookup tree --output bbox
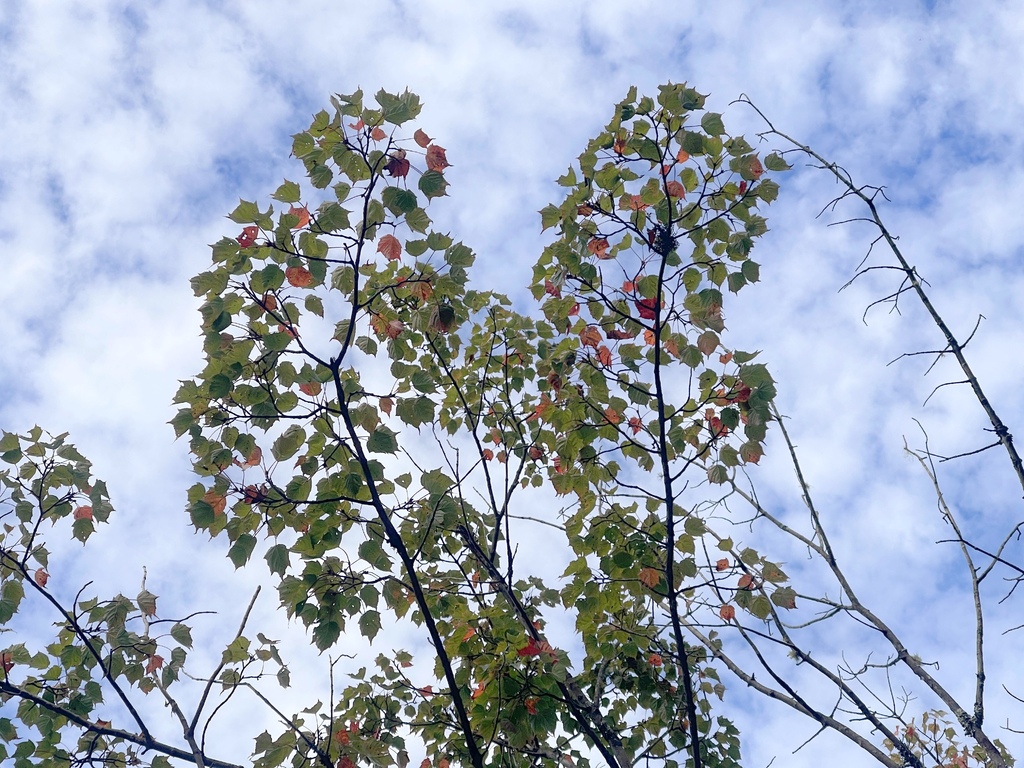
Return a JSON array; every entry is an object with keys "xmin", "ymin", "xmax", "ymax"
[{"xmin": 0, "ymin": 84, "xmax": 1018, "ymax": 768}]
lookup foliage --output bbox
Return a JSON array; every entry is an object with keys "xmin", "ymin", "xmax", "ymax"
[{"xmin": 0, "ymin": 85, "xmax": 1019, "ymax": 768}]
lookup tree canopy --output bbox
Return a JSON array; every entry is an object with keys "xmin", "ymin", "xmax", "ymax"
[{"xmin": 0, "ymin": 85, "xmax": 1019, "ymax": 768}]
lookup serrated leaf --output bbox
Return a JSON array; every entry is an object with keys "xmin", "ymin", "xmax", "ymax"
[
  {"xmin": 228, "ymin": 534, "xmax": 258, "ymax": 569},
  {"xmin": 170, "ymin": 623, "xmax": 193, "ymax": 649},
  {"xmin": 418, "ymin": 170, "xmax": 449, "ymax": 200},
  {"xmin": 266, "ymin": 544, "xmax": 290, "ymax": 576},
  {"xmin": 367, "ymin": 428, "xmax": 398, "ymax": 454},
  {"xmin": 272, "ymin": 180, "xmax": 301, "ymax": 204},
  {"xmin": 359, "ymin": 610, "xmax": 382, "ymax": 642}
]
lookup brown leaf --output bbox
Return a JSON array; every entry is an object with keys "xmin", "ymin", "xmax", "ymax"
[
  {"xmin": 385, "ymin": 154, "xmax": 410, "ymax": 178},
  {"xmin": 377, "ymin": 234, "xmax": 402, "ymax": 261},
  {"xmin": 597, "ymin": 345, "xmax": 613, "ymax": 366},
  {"xmin": 379, "ymin": 397, "xmax": 394, "ymax": 416},
  {"xmin": 605, "ymin": 329, "xmax": 635, "ymax": 340},
  {"xmin": 413, "ymin": 128, "xmax": 432, "ymax": 148},
  {"xmin": 298, "ymin": 381, "xmax": 322, "ymax": 396},
  {"xmin": 145, "ymin": 654, "xmax": 164, "ymax": 674},
  {"xmin": 666, "ymin": 180, "xmax": 686, "ymax": 198},
  {"xmin": 203, "ymin": 490, "xmax": 227, "ymax": 516},
  {"xmin": 426, "ymin": 145, "xmax": 450, "ymax": 172},
  {"xmin": 716, "ymin": 558, "xmax": 730, "ymax": 572},
  {"xmin": 34, "ymin": 569, "xmax": 49, "ymax": 587},
  {"xmin": 370, "ymin": 126, "xmax": 387, "ymax": 142},
  {"xmin": 604, "ymin": 408, "xmax": 620, "ymax": 424},
  {"xmin": 579, "ymin": 325, "xmax": 602, "ymax": 349},
  {"xmin": 719, "ymin": 604, "xmax": 736, "ymax": 621}
]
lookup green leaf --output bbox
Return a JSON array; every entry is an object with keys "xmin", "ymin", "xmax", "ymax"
[
  {"xmin": 382, "ymin": 187, "xmax": 418, "ymax": 215},
  {"xmin": 701, "ymin": 112, "xmax": 725, "ymax": 136},
  {"xmin": 376, "ymin": 88, "xmax": 422, "ymax": 125},
  {"xmin": 272, "ymin": 180, "xmax": 301, "ymax": 204},
  {"xmin": 540, "ymin": 204, "xmax": 562, "ymax": 231},
  {"xmin": 367, "ymin": 427, "xmax": 398, "ymax": 454},
  {"xmin": 266, "ymin": 544, "xmax": 290, "ymax": 576},
  {"xmin": 764, "ymin": 152, "xmax": 792, "ymax": 171},
  {"xmin": 418, "ymin": 170, "xmax": 449, "ymax": 200},
  {"xmin": 228, "ymin": 534, "xmax": 258, "ymax": 568},
  {"xmin": 272, "ymin": 426, "xmax": 306, "ymax": 461},
  {"xmin": 171, "ymin": 623, "xmax": 193, "ymax": 649},
  {"xmin": 359, "ymin": 610, "xmax": 382, "ymax": 642}
]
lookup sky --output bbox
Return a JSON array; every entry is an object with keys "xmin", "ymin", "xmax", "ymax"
[{"xmin": 1, "ymin": 1, "xmax": 1023, "ymax": 766}]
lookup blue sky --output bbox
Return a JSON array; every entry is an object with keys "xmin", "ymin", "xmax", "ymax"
[{"xmin": 1, "ymin": 1, "xmax": 1023, "ymax": 765}]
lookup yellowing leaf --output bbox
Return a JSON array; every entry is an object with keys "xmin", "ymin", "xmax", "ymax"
[
  {"xmin": 286, "ymin": 266, "xmax": 314, "ymax": 287},
  {"xmin": 288, "ymin": 205, "xmax": 310, "ymax": 229}
]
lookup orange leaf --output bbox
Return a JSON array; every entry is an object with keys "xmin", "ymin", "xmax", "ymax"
[
  {"xmin": 34, "ymin": 568, "xmax": 49, "ymax": 587},
  {"xmin": 348, "ymin": 119, "xmax": 365, "ymax": 131},
  {"xmin": 664, "ymin": 337, "xmax": 680, "ymax": 357},
  {"xmin": 628, "ymin": 195, "xmax": 648, "ymax": 210},
  {"xmin": 145, "ymin": 654, "xmax": 164, "ymax": 674},
  {"xmin": 378, "ymin": 234, "xmax": 402, "ymax": 261},
  {"xmin": 596, "ymin": 345, "xmax": 613, "ymax": 366},
  {"xmin": 716, "ymin": 558, "xmax": 730, "ymax": 572},
  {"xmin": 579, "ymin": 325, "xmax": 602, "ymax": 349},
  {"xmin": 240, "ymin": 445, "xmax": 262, "ymax": 468},
  {"xmin": 74, "ymin": 505, "xmax": 93, "ymax": 520},
  {"xmin": 613, "ymin": 135, "xmax": 627, "ymax": 154},
  {"xmin": 414, "ymin": 129, "xmax": 432, "ymax": 148},
  {"xmin": 719, "ymin": 351, "xmax": 734, "ymax": 364},
  {"xmin": 277, "ymin": 323, "xmax": 297, "ymax": 339},
  {"xmin": 203, "ymin": 490, "xmax": 227, "ymax": 516},
  {"xmin": 567, "ymin": 302, "xmax": 579, "ymax": 317},
  {"xmin": 426, "ymin": 145, "xmax": 450, "ymax": 172},
  {"xmin": 628, "ymin": 417, "xmax": 643, "ymax": 435},
  {"xmin": 260, "ymin": 292, "xmax": 278, "ymax": 312},
  {"xmin": 524, "ymin": 697, "xmax": 538, "ymax": 715},
  {"xmin": 638, "ymin": 567, "xmax": 662, "ymax": 589},
  {"xmin": 666, "ymin": 180, "xmax": 686, "ymax": 199},
  {"xmin": 288, "ymin": 205, "xmax": 310, "ymax": 229},
  {"xmin": 622, "ymin": 280, "xmax": 636, "ymax": 294},
  {"xmin": 286, "ymin": 265, "xmax": 314, "ymax": 287},
  {"xmin": 334, "ymin": 729, "xmax": 351, "ymax": 746},
  {"xmin": 553, "ymin": 455, "xmax": 566, "ymax": 474},
  {"xmin": 471, "ymin": 680, "xmax": 486, "ymax": 698},
  {"xmin": 385, "ymin": 319, "xmax": 405, "ymax": 339},
  {"xmin": 719, "ymin": 604, "xmax": 736, "ymax": 621},
  {"xmin": 438, "ymin": 759, "xmax": 450, "ymax": 768},
  {"xmin": 737, "ymin": 573, "xmax": 755, "ymax": 590},
  {"xmin": 380, "ymin": 397, "xmax": 393, "ymax": 416},
  {"xmin": 606, "ymin": 328, "xmax": 634, "ymax": 340},
  {"xmin": 481, "ymin": 448, "xmax": 494, "ymax": 461},
  {"xmin": 577, "ymin": 204, "xmax": 595, "ymax": 216},
  {"xmin": 749, "ymin": 156, "xmax": 764, "ymax": 179},
  {"xmin": 370, "ymin": 126, "xmax": 387, "ymax": 142},
  {"xmin": 648, "ymin": 653, "xmax": 663, "ymax": 667},
  {"xmin": 587, "ymin": 237, "xmax": 611, "ymax": 259},
  {"xmin": 462, "ymin": 626, "xmax": 476, "ymax": 642},
  {"xmin": 676, "ymin": 148, "xmax": 690, "ymax": 163},
  {"xmin": 528, "ymin": 446, "xmax": 544, "ymax": 460},
  {"xmin": 643, "ymin": 329, "xmax": 656, "ymax": 346},
  {"xmin": 299, "ymin": 381, "xmax": 322, "ymax": 396}
]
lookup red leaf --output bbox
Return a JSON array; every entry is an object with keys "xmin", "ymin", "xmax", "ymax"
[
  {"xmin": 34, "ymin": 569, "xmax": 49, "ymax": 587},
  {"xmin": 666, "ymin": 180, "xmax": 686, "ymax": 199},
  {"xmin": 524, "ymin": 697, "xmax": 538, "ymax": 715},
  {"xmin": 567, "ymin": 302, "xmax": 579, "ymax": 317},
  {"xmin": 145, "ymin": 654, "xmax": 164, "ymax": 674},
  {"xmin": 240, "ymin": 445, "xmax": 262, "ymax": 468},
  {"xmin": 587, "ymin": 237, "xmax": 610, "ymax": 259},
  {"xmin": 237, "ymin": 225, "xmax": 259, "ymax": 248},
  {"xmin": 544, "ymin": 279, "xmax": 561, "ymax": 298},
  {"xmin": 648, "ymin": 653, "xmax": 663, "ymax": 667},
  {"xmin": 378, "ymin": 234, "xmax": 402, "ymax": 261},
  {"xmin": 738, "ymin": 181, "xmax": 748, "ymax": 195},
  {"xmin": 413, "ymin": 129, "xmax": 432, "ymax": 148},
  {"xmin": 426, "ymin": 145, "xmax": 450, "ymax": 172},
  {"xmin": 242, "ymin": 485, "xmax": 267, "ymax": 505},
  {"xmin": 338, "ymin": 757, "xmax": 356, "ymax": 768},
  {"xmin": 628, "ymin": 417, "xmax": 643, "ymax": 435},
  {"xmin": 298, "ymin": 381, "xmax": 322, "ymax": 396},
  {"xmin": 628, "ymin": 195, "xmax": 648, "ymax": 210},
  {"xmin": 73, "ymin": 506, "xmax": 93, "ymax": 521},
  {"xmin": 1, "ymin": 652, "xmax": 13, "ymax": 673},
  {"xmin": 482, "ymin": 449, "xmax": 494, "ymax": 461},
  {"xmin": 370, "ymin": 126, "xmax": 387, "ymax": 142},
  {"xmin": 385, "ymin": 152, "xmax": 410, "ymax": 178},
  {"xmin": 528, "ymin": 446, "xmax": 544, "ymax": 461},
  {"xmin": 749, "ymin": 156, "xmax": 764, "ymax": 179},
  {"xmin": 286, "ymin": 265, "xmax": 314, "ymax": 287},
  {"xmin": 260, "ymin": 293, "xmax": 278, "ymax": 312},
  {"xmin": 635, "ymin": 298, "xmax": 659, "ymax": 320},
  {"xmin": 288, "ymin": 205, "xmax": 310, "ymax": 229}
]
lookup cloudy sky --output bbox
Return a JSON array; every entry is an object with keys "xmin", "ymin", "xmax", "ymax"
[{"xmin": 2, "ymin": 1, "xmax": 1023, "ymax": 766}]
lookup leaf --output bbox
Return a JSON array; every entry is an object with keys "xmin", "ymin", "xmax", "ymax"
[
  {"xmin": 286, "ymin": 266, "xmax": 314, "ymax": 287},
  {"xmin": 771, "ymin": 587, "xmax": 797, "ymax": 610},
  {"xmin": 425, "ymin": 145, "xmax": 450, "ymax": 172},
  {"xmin": 377, "ymin": 234, "xmax": 402, "ymax": 261},
  {"xmin": 370, "ymin": 126, "xmax": 387, "ymax": 142},
  {"xmin": 287, "ymin": 205, "xmax": 311, "ymax": 229},
  {"xmin": 587, "ymin": 237, "xmax": 610, "ymax": 259},
  {"xmin": 33, "ymin": 569, "xmax": 48, "ymax": 588},
  {"xmin": 359, "ymin": 610, "xmax": 382, "ymax": 642},
  {"xmin": 145, "ymin": 654, "xmax": 164, "ymax": 674},
  {"xmin": 272, "ymin": 180, "xmax": 301, "ymax": 203},
  {"xmin": 137, "ymin": 590, "xmax": 158, "ymax": 617},
  {"xmin": 638, "ymin": 567, "xmax": 662, "ymax": 588},
  {"xmin": 579, "ymin": 326, "xmax": 602, "ymax": 349},
  {"xmin": 171, "ymin": 623, "xmax": 193, "ymax": 649},
  {"xmin": 418, "ymin": 170, "xmax": 449, "ymax": 199},
  {"xmin": 385, "ymin": 153, "xmax": 410, "ymax": 178},
  {"xmin": 719, "ymin": 604, "xmax": 736, "ymax": 621},
  {"xmin": 666, "ymin": 180, "xmax": 686, "ymax": 198},
  {"xmin": 367, "ymin": 428, "xmax": 399, "ymax": 454},
  {"xmin": 413, "ymin": 128, "xmax": 432, "ymax": 148},
  {"xmin": 237, "ymin": 225, "xmax": 259, "ymax": 248}
]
